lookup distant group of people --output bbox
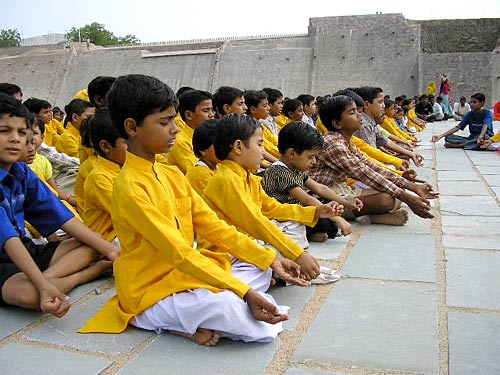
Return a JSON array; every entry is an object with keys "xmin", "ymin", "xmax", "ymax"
[{"xmin": 0, "ymin": 71, "xmax": 497, "ymax": 346}]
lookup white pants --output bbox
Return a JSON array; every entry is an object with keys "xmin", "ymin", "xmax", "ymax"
[
  {"xmin": 130, "ymin": 260, "xmax": 288, "ymax": 342},
  {"xmin": 271, "ymin": 219, "xmax": 309, "ymax": 249}
]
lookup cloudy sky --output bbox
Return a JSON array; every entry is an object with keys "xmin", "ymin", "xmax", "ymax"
[{"xmin": 1, "ymin": 0, "xmax": 499, "ymax": 43}]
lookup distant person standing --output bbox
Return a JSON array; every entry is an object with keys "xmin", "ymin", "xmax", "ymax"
[{"xmin": 439, "ymin": 74, "xmax": 453, "ymax": 117}]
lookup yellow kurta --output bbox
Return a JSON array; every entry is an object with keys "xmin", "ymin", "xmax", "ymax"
[
  {"xmin": 83, "ymin": 156, "xmax": 120, "ymax": 242},
  {"xmin": 174, "ymin": 113, "xmax": 187, "ymax": 132},
  {"xmin": 261, "ymin": 125, "xmax": 281, "ymax": 158},
  {"xmin": 56, "ymin": 123, "xmax": 81, "ymax": 158},
  {"xmin": 381, "ymin": 117, "xmax": 416, "ymax": 141},
  {"xmin": 352, "ymin": 136, "xmax": 404, "ymax": 176},
  {"xmin": 74, "ymin": 155, "xmax": 98, "ymax": 213},
  {"xmin": 44, "ymin": 119, "xmax": 64, "ymax": 147},
  {"xmin": 185, "ymin": 162, "xmax": 215, "ymax": 196},
  {"xmin": 201, "ymin": 160, "xmax": 317, "ymax": 261},
  {"xmin": 276, "ymin": 114, "xmax": 291, "ymax": 130},
  {"xmin": 78, "ymin": 146, "xmax": 95, "ymax": 164},
  {"xmin": 166, "ymin": 125, "xmax": 197, "ymax": 174},
  {"xmin": 315, "ymin": 117, "xmax": 328, "ymax": 135},
  {"xmin": 408, "ymin": 109, "xmax": 425, "ymax": 132},
  {"xmin": 29, "ymin": 153, "xmax": 53, "ymax": 181},
  {"xmin": 491, "ymin": 133, "xmax": 500, "ymax": 143},
  {"xmin": 80, "ymin": 152, "xmax": 276, "ymax": 333}
]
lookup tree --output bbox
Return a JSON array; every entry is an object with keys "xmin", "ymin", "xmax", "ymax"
[
  {"xmin": 66, "ymin": 22, "xmax": 140, "ymax": 46},
  {"xmin": 0, "ymin": 29, "xmax": 21, "ymax": 48}
]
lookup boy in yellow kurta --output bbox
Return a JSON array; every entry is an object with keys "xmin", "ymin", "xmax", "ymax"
[
  {"xmin": 166, "ymin": 90, "xmax": 214, "ymax": 174},
  {"xmin": 80, "ymin": 74, "xmax": 307, "ymax": 345},
  {"xmin": 23, "ymin": 98, "xmax": 65, "ymax": 147},
  {"xmin": 83, "ymin": 110, "xmax": 127, "ymax": 242},
  {"xmin": 57, "ymin": 99, "xmax": 95, "ymax": 158},
  {"xmin": 185, "ymin": 119, "xmax": 219, "ymax": 196},
  {"xmin": 200, "ymin": 114, "xmax": 340, "ymax": 281}
]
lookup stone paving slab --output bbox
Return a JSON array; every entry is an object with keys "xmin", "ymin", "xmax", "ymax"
[
  {"xmin": 285, "ymin": 369, "xmax": 348, "ymax": 375},
  {"xmin": 306, "ymin": 235, "xmax": 350, "ymax": 260},
  {"xmin": 0, "ymin": 342, "xmax": 112, "ymax": 375},
  {"xmin": 440, "ymin": 196, "xmax": 500, "ymax": 216},
  {"xmin": 358, "ymin": 211, "xmax": 432, "ymax": 234},
  {"xmin": 465, "ymin": 151, "xmax": 500, "ymax": 166},
  {"xmin": 23, "ymin": 288, "xmax": 153, "ymax": 355},
  {"xmin": 492, "ymin": 186, "xmax": 500, "ymax": 198},
  {"xmin": 448, "ymin": 312, "xmax": 500, "ymax": 375},
  {"xmin": 483, "ymin": 174, "xmax": 500, "ymax": 187},
  {"xmin": 437, "ymin": 180, "xmax": 490, "ymax": 196},
  {"xmin": 441, "ymin": 215, "xmax": 500, "ymax": 230},
  {"xmin": 475, "ymin": 165, "xmax": 500, "ymax": 175},
  {"xmin": 341, "ymin": 232, "xmax": 436, "ymax": 282},
  {"xmin": 291, "ymin": 280, "xmax": 438, "ymax": 374},
  {"xmin": 0, "ymin": 307, "xmax": 43, "ymax": 341},
  {"xmin": 118, "ymin": 332, "xmax": 280, "ymax": 375},
  {"xmin": 446, "ymin": 248, "xmax": 500, "ymax": 310},
  {"xmin": 437, "ymin": 170, "xmax": 479, "ymax": 181},
  {"xmin": 269, "ymin": 284, "xmax": 317, "ymax": 331},
  {"xmin": 443, "ymin": 235, "xmax": 500, "ymax": 250}
]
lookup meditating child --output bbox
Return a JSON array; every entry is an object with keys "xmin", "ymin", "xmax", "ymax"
[
  {"xmin": 80, "ymin": 74, "xmax": 308, "ymax": 345},
  {"xmin": 278, "ymin": 99, "xmax": 304, "ymax": 129},
  {"xmin": 261, "ymin": 87, "xmax": 284, "ymax": 136},
  {"xmin": 200, "ymin": 113, "xmax": 341, "ymax": 280},
  {"xmin": 56, "ymin": 99, "xmax": 95, "ymax": 158},
  {"xmin": 24, "ymin": 98, "xmax": 65, "ymax": 147},
  {"xmin": 167, "ymin": 90, "xmax": 215, "ymax": 174},
  {"xmin": 212, "ymin": 86, "xmax": 247, "ymax": 118},
  {"xmin": 261, "ymin": 121, "xmax": 361, "ymax": 246},
  {"xmin": 83, "ymin": 110, "xmax": 127, "ymax": 243},
  {"xmin": 185, "ymin": 119, "xmax": 219, "ymax": 196},
  {"xmin": 0, "ymin": 94, "xmax": 119, "ymax": 316}
]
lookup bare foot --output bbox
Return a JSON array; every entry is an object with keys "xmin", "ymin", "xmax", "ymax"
[
  {"xmin": 169, "ymin": 328, "xmax": 221, "ymax": 346},
  {"xmin": 369, "ymin": 209, "xmax": 409, "ymax": 226},
  {"xmin": 309, "ymin": 232, "xmax": 328, "ymax": 242}
]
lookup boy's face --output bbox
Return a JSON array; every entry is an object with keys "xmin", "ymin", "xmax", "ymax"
[
  {"xmin": 20, "ymin": 128, "xmax": 36, "ymax": 164},
  {"xmin": 130, "ymin": 105, "xmax": 179, "ymax": 158},
  {"xmin": 39, "ymin": 107, "xmax": 53, "ymax": 124},
  {"xmin": 394, "ymin": 111, "xmax": 403, "ymax": 120},
  {"xmin": 364, "ymin": 93, "xmax": 385, "ymax": 119},
  {"xmin": 269, "ymin": 96, "xmax": 283, "ymax": 117},
  {"xmin": 186, "ymin": 99, "xmax": 215, "ymax": 128},
  {"xmin": 334, "ymin": 101, "xmax": 362, "ymax": 133},
  {"xmin": 251, "ymin": 98, "xmax": 270, "ymax": 120},
  {"xmin": 384, "ymin": 104, "xmax": 396, "ymax": 118},
  {"xmin": 460, "ymin": 98, "xmax": 467, "ymax": 106},
  {"xmin": 73, "ymin": 107, "xmax": 95, "ymax": 129},
  {"xmin": 201, "ymin": 145, "xmax": 220, "ymax": 169},
  {"xmin": 304, "ymin": 100, "xmax": 317, "ymax": 117},
  {"xmin": 107, "ymin": 138, "xmax": 128, "ymax": 166},
  {"xmin": 289, "ymin": 105, "xmax": 304, "ymax": 122},
  {"xmin": 32, "ymin": 124, "xmax": 44, "ymax": 151},
  {"xmin": 0, "ymin": 114, "xmax": 28, "ymax": 171},
  {"xmin": 53, "ymin": 112, "xmax": 64, "ymax": 122},
  {"xmin": 289, "ymin": 149, "xmax": 318, "ymax": 172},
  {"xmin": 238, "ymin": 127, "xmax": 264, "ymax": 172},
  {"xmin": 470, "ymin": 98, "xmax": 484, "ymax": 111},
  {"xmin": 224, "ymin": 96, "xmax": 247, "ymax": 115}
]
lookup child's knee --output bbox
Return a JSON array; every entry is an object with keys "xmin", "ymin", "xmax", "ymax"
[
  {"xmin": 2, "ymin": 277, "xmax": 40, "ymax": 309},
  {"xmin": 379, "ymin": 193, "xmax": 396, "ymax": 212}
]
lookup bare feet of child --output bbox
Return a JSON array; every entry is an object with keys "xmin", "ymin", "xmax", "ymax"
[
  {"xmin": 309, "ymin": 232, "xmax": 328, "ymax": 242},
  {"xmin": 369, "ymin": 209, "xmax": 409, "ymax": 226},
  {"xmin": 169, "ymin": 328, "xmax": 221, "ymax": 346}
]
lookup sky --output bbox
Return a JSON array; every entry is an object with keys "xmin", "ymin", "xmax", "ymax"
[{"xmin": 1, "ymin": 0, "xmax": 499, "ymax": 43}]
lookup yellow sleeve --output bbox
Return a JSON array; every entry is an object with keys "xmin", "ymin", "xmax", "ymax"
[
  {"xmin": 276, "ymin": 114, "xmax": 291, "ymax": 130},
  {"xmin": 315, "ymin": 117, "xmax": 328, "ymax": 135},
  {"xmin": 56, "ymin": 134, "xmax": 79, "ymax": 158},
  {"xmin": 381, "ymin": 118, "xmax": 414, "ymax": 141},
  {"xmin": 352, "ymin": 136, "xmax": 404, "ymax": 169},
  {"xmin": 490, "ymin": 133, "xmax": 500, "ymax": 143},
  {"xmin": 185, "ymin": 165, "xmax": 214, "ymax": 197},
  {"xmin": 54, "ymin": 119, "xmax": 65, "ymax": 135},
  {"xmin": 262, "ymin": 125, "xmax": 281, "ymax": 158},
  {"xmin": 166, "ymin": 132, "xmax": 197, "ymax": 174},
  {"xmin": 43, "ymin": 121, "xmax": 59, "ymax": 147}
]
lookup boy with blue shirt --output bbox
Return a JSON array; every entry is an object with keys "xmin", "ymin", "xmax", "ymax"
[
  {"xmin": 432, "ymin": 93, "xmax": 493, "ymax": 150},
  {"xmin": 0, "ymin": 94, "xmax": 119, "ymax": 317}
]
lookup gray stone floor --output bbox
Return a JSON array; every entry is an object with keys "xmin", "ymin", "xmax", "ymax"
[{"xmin": 1, "ymin": 120, "xmax": 499, "ymax": 374}]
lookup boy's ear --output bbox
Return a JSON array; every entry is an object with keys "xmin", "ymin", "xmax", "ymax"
[
  {"xmin": 332, "ymin": 119, "xmax": 342, "ymax": 131},
  {"xmin": 283, "ymin": 148, "xmax": 295, "ymax": 158},
  {"xmin": 98, "ymin": 140, "xmax": 112, "ymax": 155},
  {"xmin": 250, "ymin": 106, "xmax": 257, "ymax": 115},
  {"xmin": 71, "ymin": 113, "xmax": 79, "ymax": 123},
  {"xmin": 124, "ymin": 118, "xmax": 138, "ymax": 137},
  {"xmin": 185, "ymin": 110, "xmax": 193, "ymax": 122},
  {"xmin": 232, "ymin": 139, "xmax": 244, "ymax": 155},
  {"xmin": 222, "ymin": 104, "xmax": 231, "ymax": 115}
]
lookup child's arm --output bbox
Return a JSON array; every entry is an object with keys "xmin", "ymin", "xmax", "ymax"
[
  {"xmin": 431, "ymin": 125, "xmax": 461, "ymax": 142},
  {"xmin": 3, "ymin": 237, "xmax": 71, "ymax": 315},
  {"xmin": 303, "ymin": 178, "xmax": 363, "ymax": 211},
  {"xmin": 477, "ymin": 124, "xmax": 489, "ymax": 145},
  {"xmin": 385, "ymin": 141, "xmax": 424, "ymax": 167},
  {"xmin": 46, "ymin": 177, "xmax": 76, "ymax": 207},
  {"xmin": 61, "ymin": 218, "xmax": 120, "ymax": 261}
]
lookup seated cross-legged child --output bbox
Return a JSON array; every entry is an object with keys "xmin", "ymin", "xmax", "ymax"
[
  {"xmin": 74, "ymin": 117, "xmax": 98, "ymax": 212},
  {"xmin": 166, "ymin": 90, "xmax": 215, "ymax": 174},
  {"xmin": 83, "ymin": 110, "xmax": 127, "ymax": 243},
  {"xmin": 56, "ymin": 99, "xmax": 95, "ymax": 158},
  {"xmin": 308, "ymin": 94, "xmax": 438, "ymax": 225},
  {"xmin": 261, "ymin": 121, "xmax": 362, "ymax": 246},
  {"xmin": 212, "ymin": 86, "xmax": 247, "ymax": 118},
  {"xmin": 261, "ymin": 87, "xmax": 284, "ymax": 136},
  {"xmin": 185, "ymin": 119, "xmax": 220, "ymax": 196},
  {"xmin": 80, "ymin": 75, "xmax": 308, "ymax": 345},
  {"xmin": 0, "ymin": 94, "xmax": 119, "ymax": 316},
  {"xmin": 23, "ymin": 98, "xmax": 65, "ymax": 147},
  {"xmin": 200, "ymin": 113, "xmax": 341, "ymax": 280}
]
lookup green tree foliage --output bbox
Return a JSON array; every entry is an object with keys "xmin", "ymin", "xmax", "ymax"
[
  {"xmin": 66, "ymin": 22, "xmax": 140, "ymax": 46},
  {"xmin": 0, "ymin": 29, "xmax": 21, "ymax": 48}
]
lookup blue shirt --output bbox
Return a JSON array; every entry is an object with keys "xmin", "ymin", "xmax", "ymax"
[
  {"xmin": 459, "ymin": 109, "xmax": 493, "ymax": 137},
  {"xmin": 0, "ymin": 162, "xmax": 74, "ymax": 254}
]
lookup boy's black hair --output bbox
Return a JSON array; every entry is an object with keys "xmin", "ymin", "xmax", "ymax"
[
  {"xmin": 212, "ymin": 86, "xmax": 244, "ymax": 115},
  {"xmin": 471, "ymin": 93, "xmax": 485, "ymax": 103},
  {"xmin": 352, "ymin": 86, "xmax": 383, "ymax": 103},
  {"xmin": 428, "ymin": 94, "xmax": 435, "ymax": 100},
  {"xmin": 401, "ymin": 105, "xmax": 410, "ymax": 115},
  {"xmin": 0, "ymin": 93, "xmax": 30, "ymax": 123},
  {"xmin": 262, "ymin": 87, "xmax": 283, "ymax": 105},
  {"xmin": 436, "ymin": 96, "xmax": 443, "ymax": 102},
  {"xmin": 88, "ymin": 109, "xmax": 121, "ymax": 157},
  {"xmin": 31, "ymin": 115, "xmax": 46, "ymax": 134},
  {"xmin": 87, "ymin": 76, "xmax": 116, "ymax": 108},
  {"xmin": 178, "ymin": 90, "xmax": 213, "ymax": 121},
  {"xmin": 192, "ymin": 119, "xmax": 219, "ymax": 157},
  {"xmin": 394, "ymin": 95, "xmax": 404, "ymax": 103},
  {"xmin": 23, "ymin": 98, "xmax": 52, "ymax": 114},
  {"xmin": 176, "ymin": 86, "xmax": 195, "ymax": 98},
  {"xmin": 333, "ymin": 89, "xmax": 364, "ymax": 108},
  {"xmin": 243, "ymin": 90, "xmax": 268, "ymax": 115},
  {"xmin": 278, "ymin": 121, "xmax": 324, "ymax": 154},
  {"xmin": 80, "ymin": 116, "xmax": 93, "ymax": 148},
  {"xmin": 282, "ymin": 99, "xmax": 303, "ymax": 119},
  {"xmin": 0, "ymin": 83, "xmax": 22, "ymax": 97},
  {"xmin": 395, "ymin": 106, "xmax": 404, "ymax": 114},
  {"xmin": 52, "ymin": 106, "xmax": 64, "ymax": 115},
  {"xmin": 318, "ymin": 95, "xmax": 354, "ymax": 132},
  {"xmin": 296, "ymin": 94, "xmax": 315, "ymax": 107},
  {"xmin": 384, "ymin": 99, "xmax": 396, "ymax": 108},
  {"xmin": 213, "ymin": 113, "xmax": 260, "ymax": 161},
  {"xmin": 401, "ymin": 98, "xmax": 414, "ymax": 107},
  {"xmin": 64, "ymin": 98, "xmax": 93, "ymax": 127},
  {"xmin": 419, "ymin": 94, "xmax": 428, "ymax": 101},
  {"xmin": 107, "ymin": 74, "xmax": 178, "ymax": 139}
]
